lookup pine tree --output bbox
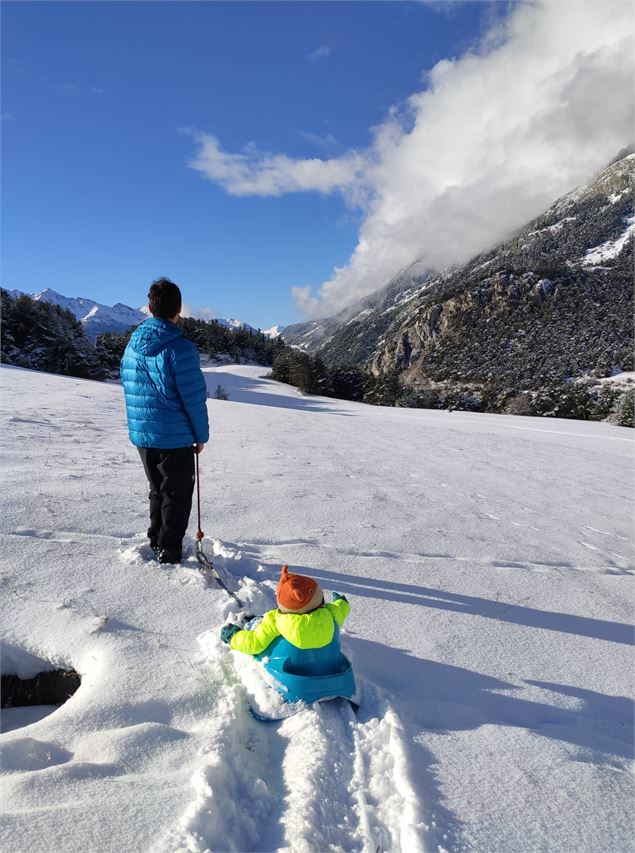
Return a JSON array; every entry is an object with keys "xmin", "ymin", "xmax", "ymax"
[
  {"xmin": 613, "ymin": 389, "xmax": 634, "ymax": 428},
  {"xmin": 329, "ymin": 364, "xmax": 365, "ymax": 402},
  {"xmin": 1, "ymin": 290, "xmax": 106, "ymax": 380},
  {"xmin": 272, "ymin": 350, "xmax": 293, "ymax": 384}
]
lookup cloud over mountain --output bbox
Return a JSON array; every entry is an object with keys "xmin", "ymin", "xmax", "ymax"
[{"xmin": 189, "ymin": 0, "xmax": 634, "ymax": 318}]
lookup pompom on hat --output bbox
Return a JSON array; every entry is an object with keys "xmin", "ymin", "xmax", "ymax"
[{"xmin": 277, "ymin": 565, "xmax": 324, "ymax": 614}]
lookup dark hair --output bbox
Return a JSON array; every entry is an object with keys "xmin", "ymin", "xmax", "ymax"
[{"xmin": 148, "ymin": 278, "xmax": 182, "ymax": 319}]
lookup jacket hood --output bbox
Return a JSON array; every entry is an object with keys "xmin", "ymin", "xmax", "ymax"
[{"xmin": 128, "ymin": 317, "xmax": 183, "ymax": 356}]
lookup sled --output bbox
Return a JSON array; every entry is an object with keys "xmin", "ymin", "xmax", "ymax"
[
  {"xmin": 249, "ymin": 695, "xmax": 359, "ymax": 722},
  {"xmin": 254, "ymin": 623, "xmax": 357, "ymax": 706}
]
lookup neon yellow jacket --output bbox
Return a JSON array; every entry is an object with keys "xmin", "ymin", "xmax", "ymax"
[{"xmin": 229, "ymin": 599, "xmax": 351, "ymax": 655}]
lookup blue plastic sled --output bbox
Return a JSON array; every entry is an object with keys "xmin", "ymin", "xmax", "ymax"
[{"xmin": 254, "ymin": 623, "xmax": 356, "ymax": 706}]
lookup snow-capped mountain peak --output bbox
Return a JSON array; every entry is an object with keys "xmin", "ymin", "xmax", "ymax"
[
  {"xmin": 262, "ymin": 324, "xmax": 285, "ymax": 338},
  {"xmin": 22, "ymin": 290, "xmax": 147, "ymax": 339},
  {"xmin": 8, "ymin": 288, "xmax": 284, "ymax": 340}
]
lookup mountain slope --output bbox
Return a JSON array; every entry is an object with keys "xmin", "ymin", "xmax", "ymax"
[
  {"xmin": 311, "ymin": 152, "xmax": 634, "ymax": 388},
  {"xmin": 282, "ymin": 258, "xmax": 432, "ymax": 356}
]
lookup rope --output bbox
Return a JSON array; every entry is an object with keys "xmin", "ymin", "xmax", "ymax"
[{"xmin": 195, "ymin": 449, "xmax": 204, "ymax": 541}]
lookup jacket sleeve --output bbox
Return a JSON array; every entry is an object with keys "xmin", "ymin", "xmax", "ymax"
[
  {"xmin": 229, "ymin": 609, "xmax": 281, "ymax": 655},
  {"xmin": 170, "ymin": 341, "xmax": 210, "ymax": 444},
  {"xmin": 325, "ymin": 598, "xmax": 350, "ymax": 626}
]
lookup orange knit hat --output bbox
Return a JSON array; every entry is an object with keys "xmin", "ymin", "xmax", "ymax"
[{"xmin": 277, "ymin": 565, "xmax": 324, "ymax": 614}]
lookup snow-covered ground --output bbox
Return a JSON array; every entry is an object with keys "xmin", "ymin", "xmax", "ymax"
[
  {"xmin": 1, "ymin": 364, "xmax": 633, "ymax": 853},
  {"xmin": 598, "ymin": 370, "xmax": 635, "ymax": 388},
  {"xmin": 581, "ymin": 215, "xmax": 635, "ymax": 266}
]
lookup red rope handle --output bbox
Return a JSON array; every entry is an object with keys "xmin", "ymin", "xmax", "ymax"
[{"xmin": 195, "ymin": 449, "xmax": 204, "ymax": 541}]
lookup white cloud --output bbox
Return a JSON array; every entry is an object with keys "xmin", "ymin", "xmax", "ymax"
[
  {"xmin": 188, "ymin": 132, "xmax": 366, "ymax": 200},
  {"xmin": 181, "ymin": 304, "xmax": 219, "ymax": 321},
  {"xmin": 298, "ymin": 130, "xmax": 338, "ymax": 150},
  {"xmin": 307, "ymin": 45, "xmax": 332, "ymax": 62},
  {"xmin": 188, "ymin": 0, "xmax": 635, "ymax": 318},
  {"xmin": 290, "ymin": 286, "xmax": 321, "ymax": 317}
]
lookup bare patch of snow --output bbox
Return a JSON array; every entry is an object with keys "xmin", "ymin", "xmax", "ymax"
[
  {"xmin": 608, "ymin": 189, "xmax": 629, "ymax": 203},
  {"xmin": 598, "ymin": 371, "xmax": 635, "ymax": 387},
  {"xmin": 527, "ymin": 216, "xmax": 577, "ymax": 238},
  {"xmin": 581, "ymin": 215, "xmax": 635, "ymax": 266},
  {"xmin": 345, "ymin": 307, "xmax": 373, "ymax": 326}
]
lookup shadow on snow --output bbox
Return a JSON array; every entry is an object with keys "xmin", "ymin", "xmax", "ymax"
[
  {"xmin": 203, "ymin": 370, "xmax": 357, "ymax": 416},
  {"xmin": 307, "ymin": 566, "xmax": 634, "ymax": 646},
  {"xmin": 349, "ymin": 637, "xmax": 634, "ymax": 761}
]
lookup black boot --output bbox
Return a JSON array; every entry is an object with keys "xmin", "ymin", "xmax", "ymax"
[{"xmin": 158, "ymin": 548, "xmax": 182, "ymax": 565}]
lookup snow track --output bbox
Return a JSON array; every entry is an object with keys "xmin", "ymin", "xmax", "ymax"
[
  {"xmin": 164, "ymin": 628, "xmax": 425, "ymax": 853},
  {"xmin": 158, "ymin": 639, "xmax": 278, "ymax": 853},
  {"xmin": 157, "ymin": 539, "xmax": 425, "ymax": 853},
  {"xmin": 349, "ymin": 703, "xmax": 426, "ymax": 853}
]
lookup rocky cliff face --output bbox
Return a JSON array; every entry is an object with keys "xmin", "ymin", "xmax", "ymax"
[{"xmin": 315, "ymin": 151, "xmax": 634, "ymax": 389}]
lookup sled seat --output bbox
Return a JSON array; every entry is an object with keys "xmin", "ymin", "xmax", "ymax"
[{"xmin": 256, "ymin": 624, "xmax": 356, "ymax": 705}]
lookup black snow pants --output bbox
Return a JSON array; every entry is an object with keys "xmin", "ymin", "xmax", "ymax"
[{"xmin": 138, "ymin": 446, "xmax": 195, "ymax": 558}]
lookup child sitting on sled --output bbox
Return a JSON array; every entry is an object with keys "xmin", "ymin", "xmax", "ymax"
[{"xmin": 220, "ymin": 565, "xmax": 350, "ymax": 659}]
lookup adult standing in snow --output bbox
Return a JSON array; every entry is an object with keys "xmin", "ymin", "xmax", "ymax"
[{"xmin": 120, "ymin": 278, "xmax": 209, "ymax": 564}]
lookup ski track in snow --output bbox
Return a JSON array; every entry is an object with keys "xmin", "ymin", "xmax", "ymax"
[{"xmin": 160, "ymin": 540, "xmax": 426, "ymax": 853}]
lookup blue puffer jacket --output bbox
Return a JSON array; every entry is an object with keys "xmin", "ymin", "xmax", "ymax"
[{"xmin": 120, "ymin": 318, "xmax": 210, "ymax": 449}]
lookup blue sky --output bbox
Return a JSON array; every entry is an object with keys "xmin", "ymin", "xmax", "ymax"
[
  {"xmin": 1, "ymin": 1, "xmax": 486, "ymax": 329},
  {"xmin": 3, "ymin": 2, "xmax": 631, "ymax": 330}
]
